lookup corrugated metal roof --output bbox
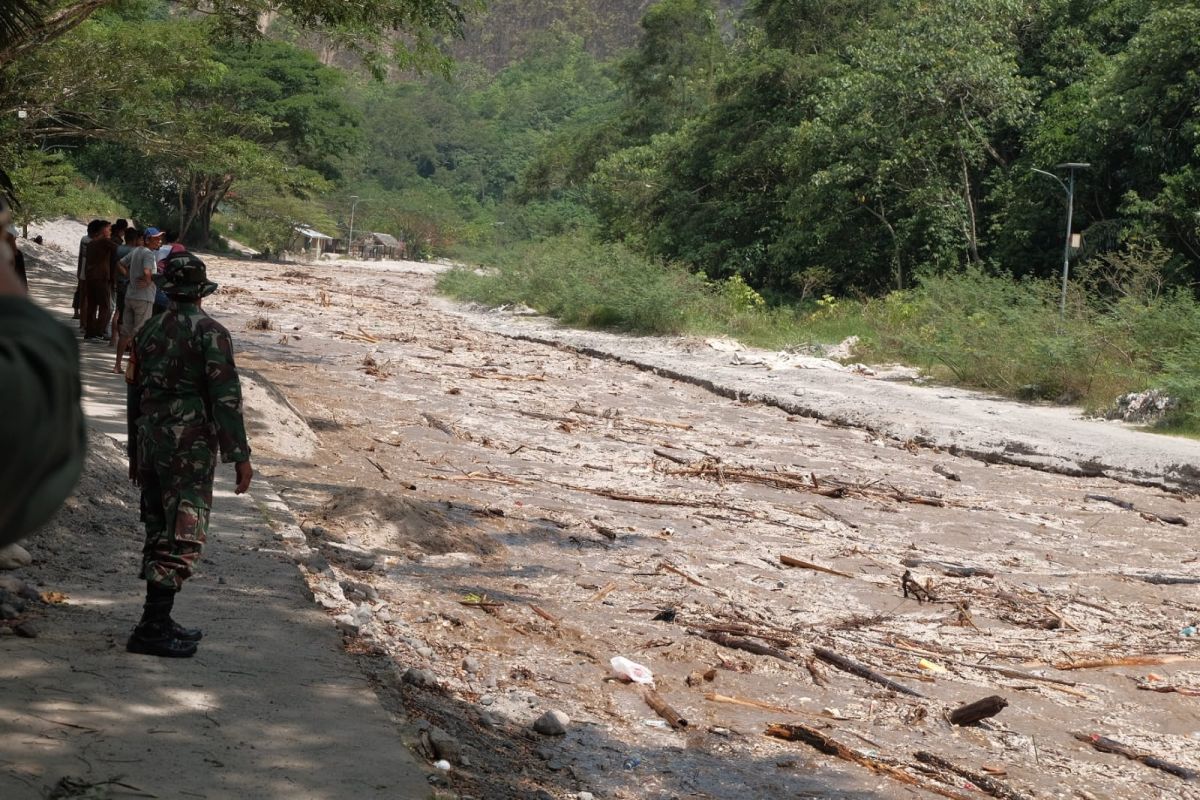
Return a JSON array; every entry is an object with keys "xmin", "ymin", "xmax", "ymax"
[{"xmin": 295, "ymin": 225, "xmax": 333, "ymax": 240}]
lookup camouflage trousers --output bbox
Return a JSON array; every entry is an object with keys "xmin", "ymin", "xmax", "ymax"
[{"xmin": 138, "ymin": 425, "xmax": 217, "ymax": 592}]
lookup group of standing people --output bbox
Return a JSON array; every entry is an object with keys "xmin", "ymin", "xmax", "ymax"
[
  {"xmin": 2, "ymin": 206, "xmax": 256, "ymax": 661},
  {"xmin": 72, "ymin": 218, "xmax": 185, "ymax": 373}
]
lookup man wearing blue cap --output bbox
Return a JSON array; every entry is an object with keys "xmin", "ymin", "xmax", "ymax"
[{"xmin": 114, "ymin": 227, "xmax": 163, "ymax": 374}]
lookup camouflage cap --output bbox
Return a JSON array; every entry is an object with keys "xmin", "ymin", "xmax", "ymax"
[{"xmin": 158, "ymin": 251, "xmax": 218, "ymax": 299}]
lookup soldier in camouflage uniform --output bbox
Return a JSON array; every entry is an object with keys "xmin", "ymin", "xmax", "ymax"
[{"xmin": 126, "ymin": 252, "xmax": 253, "ymax": 658}]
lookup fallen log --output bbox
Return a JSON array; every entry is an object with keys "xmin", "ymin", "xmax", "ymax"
[
  {"xmin": 914, "ymin": 752, "xmax": 1034, "ymax": 800},
  {"xmin": 779, "ymin": 555, "xmax": 856, "ymax": 579},
  {"xmin": 1127, "ymin": 574, "xmax": 1200, "ymax": 586},
  {"xmin": 697, "ymin": 623, "xmax": 794, "ymax": 648},
  {"xmin": 1073, "ymin": 732, "xmax": 1200, "ymax": 781},
  {"xmin": 1054, "ymin": 654, "xmax": 1200, "ymax": 671},
  {"xmin": 933, "ymin": 465, "xmax": 962, "ymax": 482},
  {"xmin": 1086, "ymin": 494, "xmax": 1188, "ymax": 526},
  {"xmin": 766, "ymin": 723, "xmax": 972, "ymax": 800},
  {"xmin": 643, "ymin": 688, "xmax": 688, "ymax": 729},
  {"xmin": 696, "ymin": 630, "xmax": 795, "ymax": 663},
  {"xmin": 901, "ymin": 557, "xmax": 994, "ymax": 579},
  {"xmin": 812, "ymin": 646, "xmax": 926, "ymax": 698},
  {"xmin": 947, "ymin": 695, "xmax": 1008, "ymax": 726}
]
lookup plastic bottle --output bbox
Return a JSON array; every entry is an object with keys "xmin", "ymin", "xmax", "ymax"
[{"xmin": 1181, "ymin": 625, "xmax": 1197, "ymax": 638}]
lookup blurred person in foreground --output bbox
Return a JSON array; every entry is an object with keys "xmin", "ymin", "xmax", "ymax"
[
  {"xmin": 125, "ymin": 251, "xmax": 253, "ymax": 658},
  {"xmin": 0, "ymin": 197, "xmax": 86, "ymax": 546}
]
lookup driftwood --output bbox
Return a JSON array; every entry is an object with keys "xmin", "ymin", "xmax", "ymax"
[
  {"xmin": 1087, "ymin": 494, "xmax": 1187, "ymax": 526},
  {"xmin": 706, "ymin": 692, "xmax": 796, "ymax": 715},
  {"xmin": 933, "ymin": 464, "xmax": 962, "ymax": 482},
  {"xmin": 528, "ymin": 604, "xmax": 559, "ymax": 625},
  {"xmin": 901, "ymin": 557, "xmax": 994, "ymax": 578},
  {"xmin": 697, "ymin": 623, "xmax": 794, "ymax": 648},
  {"xmin": 947, "ymin": 695, "xmax": 1008, "ymax": 726},
  {"xmin": 421, "ymin": 412, "xmax": 459, "ymax": 438},
  {"xmin": 696, "ymin": 630, "xmax": 795, "ymax": 663},
  {"xmin": 901, "ymin": 570, "xmax": 937, "ymax": 603},
  {"xmin": 643, "ymin": 688, "xmax": 688, "ymax": 729},
  {"xmin": 766, "ymin": 724, "xmax": 972, "ymax": 800},
  {"xmin": 365, "ymin": 457, "xmax": 391, "ymax": 481},
  {"xmin": 812, "ymin": 646, "xmax": 926, "ymax": 698},
  {"xmin": 659, "ymin": 562, "xmax": 708, "ymax": 587},
  {"xmin": 914, "ymin": 752, "xmax": 1034, "ymax": 800},
  {"xmin": 1127, "ymin": 574, "xmax": 1200, "ymax": 586},
  {"xmin": 1074, "ymin": 732, "xmax": 1200, "ymax": 781},
  {"xmin": 652, "ymin": 447, "xmax": 694, "ymax": 465},
  {"xmin": 779, "ymin": 555, "xmax": 855, "ymax": 579},
  {"xmin": 588, "ymin": 582, "xmax": 617, "ymax": 602},
  {"xmin": 1054, "ymin": 654, "xmax": 1200, "ymax": 671}
]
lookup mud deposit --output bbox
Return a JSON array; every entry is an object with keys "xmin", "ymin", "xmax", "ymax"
[{"xmin": 114, "ymin": 254, "xmax": 1200, "ymax": 797}]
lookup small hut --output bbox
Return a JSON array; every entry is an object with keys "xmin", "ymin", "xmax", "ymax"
[
  {"xmin": 353, "ymin": 231, "xmax": 405, "ymax": 260},
  {"xmin": 293, "ymin": 225, "xmax": 335, "ymax": 256}
]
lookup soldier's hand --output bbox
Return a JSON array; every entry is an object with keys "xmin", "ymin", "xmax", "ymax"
[{"xmin": 234, "ymin": 460, "xmax": 253, "ymax": 495}]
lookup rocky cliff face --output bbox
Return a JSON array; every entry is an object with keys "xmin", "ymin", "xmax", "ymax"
[{"xmin": 451, "ymin": 0, "xmax": 746, "ymax": 71}]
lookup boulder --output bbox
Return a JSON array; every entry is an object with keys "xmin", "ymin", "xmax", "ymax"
[{"xmin": 0, "ymin": 544, "xmax": 32, "ymax": 571}]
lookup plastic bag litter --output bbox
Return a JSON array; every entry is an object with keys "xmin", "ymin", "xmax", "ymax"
[{"xmin": 610, "ymin": 656, "xmax": 654, "ymax": 684}]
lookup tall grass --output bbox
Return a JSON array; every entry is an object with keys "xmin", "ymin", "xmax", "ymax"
[{"xmin": 439, "ymin": 235, "xmax": 1200, "ymax": 430}]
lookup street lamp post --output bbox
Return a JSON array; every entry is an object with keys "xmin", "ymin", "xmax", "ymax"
[
  {"xmin": 348, "ymin": 195, "xmax": 360, "ymax": 256},
  {"xmin": 1032, "ymin": 163, "xmax": 1090, "ymax": 317}
]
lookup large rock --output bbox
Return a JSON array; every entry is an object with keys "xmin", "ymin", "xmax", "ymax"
[
  {"xmin": 532, "ymin": 709, "xmax": 569, "ymax": 736},
  {"xmin": 0, "ymin": 544, "xmax": 32, "ymax": 571}
]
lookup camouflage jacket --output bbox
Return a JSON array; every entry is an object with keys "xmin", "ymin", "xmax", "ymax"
[{"xmin": 128, "ymin": 301, "xmax": 250, "ymax": 467}]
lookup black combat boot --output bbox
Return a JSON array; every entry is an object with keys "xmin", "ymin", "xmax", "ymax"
[{"xmin": 127, "ymin": 584, "xmax": 198, "ymax": 658}]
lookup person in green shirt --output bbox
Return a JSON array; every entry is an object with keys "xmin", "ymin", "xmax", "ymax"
[{"xmin": 0, "ymin": 199, "xmax": 86, "ymax": 547}]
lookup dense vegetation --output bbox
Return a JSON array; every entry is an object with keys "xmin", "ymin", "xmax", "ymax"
[{"xmin": 3, "ymin": 0, "xmax": 1199, "ymax": 423}]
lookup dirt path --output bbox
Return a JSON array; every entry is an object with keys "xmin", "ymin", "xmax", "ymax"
[
  {"xmin": 0, "ymin": 257, "xmax": 432, "ymax": 799},
  {"xmin": 165, "ymin": 253, "xmax": 1197, "ymax": 800}
]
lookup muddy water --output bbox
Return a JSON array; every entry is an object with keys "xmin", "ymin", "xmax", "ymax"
[{"xmin": 206, "ymin": 256, "xmax": 1200, "ymax": 800}]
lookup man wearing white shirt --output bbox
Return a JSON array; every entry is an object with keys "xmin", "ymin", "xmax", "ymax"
[{"xmin": 114, "ymin": 228, "xmax": 163, "ymax": 374}]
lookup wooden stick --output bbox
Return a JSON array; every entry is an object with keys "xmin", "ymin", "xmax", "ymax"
[
  {"xmin": 652, "ymin": 447, "xmax": 694, "ymax": 465},
  {"xmin": 947, "ymin": 695, "xmax": 1008, "ymax": 726},
  {"xmin": 362, "ymin": 455, "xmax": 391, "ymax": 482},
  {"xmin": 630, "ymin": 416, "xmax": 693, "ymax": 430},
  {"xmin": 588, "ymin": 582, "xmax": 617, "ymax": 602},
  {"xmin": 1054, "ymin": 654, "xmax": 1200, "ymax": 671},
  {"xmin": 779, "ymin": 555, "xmax": 856, "ymax": 579},
  {"xmin": 914, "ymin": 752, "xmax": 1035, "ymax": 800},
  {"xmin": 696, "ymin": 630, "xmax": 795, "ymax": 663},
  {"xmin": 901, "ymin": 558, "xmax": 994, "ymax": 578},
  {"xmin": 1042, "ymin": 604, "xmax": 1079, "ymax": 631},
  {"xmin": 1073, "ymin": 732, "xmax": 1200, "ymax": 781},
  {"xmin": 766, "ymin": 723, "xmax": 972, "ymax": 800},
  {"xmin": 529, "ymin": 604, "xmax": 559, "ymax": 625},
  {"xmin": 812, "ymin": 646, "xmax": 926, "ymax": 698},
  {"xmin": 706, "ymin": 692, "xmax": 797, "ymax": 715},
  {"xmin": 643, "ymin": 688, "xmax": 688, "ymax": 729},
  {"xmin": 659, "ymin": 562, "xmax": 708, "ymax": 588}
]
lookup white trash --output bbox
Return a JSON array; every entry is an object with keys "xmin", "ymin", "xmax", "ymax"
[{"xmin": 610, "ymin": 656, "xmax": 654, "ymax": 685}]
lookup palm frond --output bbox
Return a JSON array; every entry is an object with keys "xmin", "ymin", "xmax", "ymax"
[{"xmin": 0, "ymin": 0, "xmax": 51, "ymax": 44}]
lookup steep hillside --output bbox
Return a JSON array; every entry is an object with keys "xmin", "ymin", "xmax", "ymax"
[{"xmin": 452, "ymin": 0, "xmax": 746, "ymax": 71}]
